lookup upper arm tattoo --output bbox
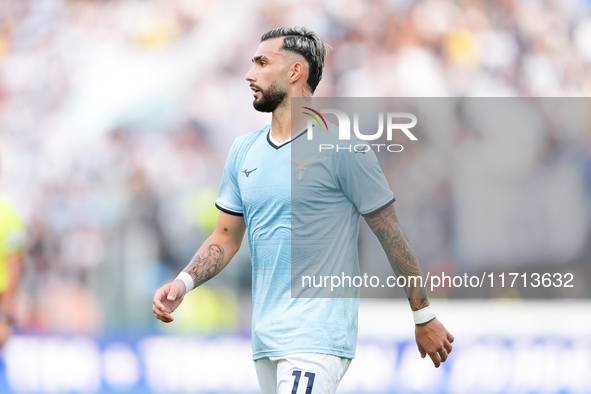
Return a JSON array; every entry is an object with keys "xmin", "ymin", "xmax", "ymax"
[
  {"xmin": 184, "ymin": 243, "xmax": 226, "ymax": 288},
  {"xmin": 365, "ymin": 204, "xmax": 430, "ymax": 311}
]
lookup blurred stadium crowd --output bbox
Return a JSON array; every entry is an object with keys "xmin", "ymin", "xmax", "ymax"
[{"xmin": 0, "ymin": 0, "xmax": 591, "ymax": 336}]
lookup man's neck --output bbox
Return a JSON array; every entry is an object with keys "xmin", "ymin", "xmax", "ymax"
[
  {"xmin": 270, "ymin": 102, "xmax": 291, "ymax": 144},
  {"xmin": 270, "ymin": 96, "xmax": 310, "ymax": 144}
]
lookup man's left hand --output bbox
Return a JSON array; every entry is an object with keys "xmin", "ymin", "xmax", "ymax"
[{"xmin": 415, "ymin": 317, "xmax": 454, "ymax": 368}]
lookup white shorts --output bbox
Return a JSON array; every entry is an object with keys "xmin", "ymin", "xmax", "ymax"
[{"xmin": 254, "ymin": 353, "xmax": 351, "ymax": 394}]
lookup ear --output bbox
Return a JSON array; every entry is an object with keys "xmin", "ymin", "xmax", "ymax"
[{"xmin": 288, "ymin": 61, "xmax": 306, "ymax": 85}]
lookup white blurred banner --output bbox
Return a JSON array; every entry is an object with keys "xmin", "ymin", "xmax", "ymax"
[{"xmin": 2, "ymin": 300, "xmax": 591, "ymax": 394}]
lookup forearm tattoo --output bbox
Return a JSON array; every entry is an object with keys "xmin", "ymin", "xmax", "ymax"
[
  {"xmin": 184, "ymin": 243, "xmax": 225, "ymax": 288},
  {"xmin": 365, "ymin": 205, "xmax": 430, "ymax": 311}
]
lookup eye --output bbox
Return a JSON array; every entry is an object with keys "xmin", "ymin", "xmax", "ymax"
[{"xmin": 260, "ymin": 61, "xmax": 267, "ymax": 67}]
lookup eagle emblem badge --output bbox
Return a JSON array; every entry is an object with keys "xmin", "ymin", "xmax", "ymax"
[{"xmin": 290, "ymin": 159, "xmax": 317, "ymax": 181}]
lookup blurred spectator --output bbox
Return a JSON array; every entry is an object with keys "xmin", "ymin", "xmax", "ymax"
[{"xmin": 0, "ymin": 177, "xmax": 26, "ymax": 346}]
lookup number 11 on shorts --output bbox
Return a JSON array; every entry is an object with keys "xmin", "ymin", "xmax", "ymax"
[{"xmin": 291, "ymin": 370, "xmax": 316, "ymax": 394}]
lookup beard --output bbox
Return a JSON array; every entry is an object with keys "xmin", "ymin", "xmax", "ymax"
[{"xmin": 252, "ymin": 81, "xmax": 287, "ymax": 113}]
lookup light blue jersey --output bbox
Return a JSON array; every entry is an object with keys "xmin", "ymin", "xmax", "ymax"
[{"xmin": 216, "ymin": 123, "xmax": 394, "ymax": 360}]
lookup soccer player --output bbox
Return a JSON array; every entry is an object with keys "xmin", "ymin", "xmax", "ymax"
[
  {"xmin": 0, "ymin": 187, "xmax": 26, "ymax": 348},
  {"xmin": 152, "ymin": 26, "xmax": 454, "ymax": 393}
]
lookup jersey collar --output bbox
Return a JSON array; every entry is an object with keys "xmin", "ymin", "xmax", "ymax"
[{"xmin": 267, "ymin": 124, "xmax": 312, "ymax": 150}]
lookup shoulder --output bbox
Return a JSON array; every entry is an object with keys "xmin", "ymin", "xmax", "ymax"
[
  {"xmin": 223, "ymin": 124, "xmax": 270, "ymax": 169},
  {"xmin": 232, "ymin": 124, "xmax": 270, "ymax": 150}
]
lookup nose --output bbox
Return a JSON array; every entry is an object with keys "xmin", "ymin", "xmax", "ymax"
[{"xmin": 245, "ymin": 65, "xmax": 256, "ymax": 83}]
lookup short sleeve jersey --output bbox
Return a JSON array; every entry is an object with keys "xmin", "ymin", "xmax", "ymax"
[
  {"xmin": 216, "ymin": 123, "xmax": 394, "ymax": 360},
  {"xmin": 0, "ymin": 193, "xmax": 26, "ymax": 293}
]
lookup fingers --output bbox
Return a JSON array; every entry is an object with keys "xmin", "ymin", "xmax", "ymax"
[
  {"xmin": 152, "ymin": 304, "xmax": 174, "ymax": 323},
  {"xmin": 415, "ymin": 319, "xmax": 455, "ymax": 368},
  {"xmin": 444, "ymin": 340, "xmax": 453, "ymax": 354},
  {"xmin": 428, "ymin": 350, "xmax": 442, "ymax": 368},
  {"xmin": 152, "ymin": 284, "xmax": 177, "ymax": 323},
  {"xmin": 428, "ymin": 339, "xmax": 454, "ymax": 367},
  {"xmin": 417, "ymin": 342, "xmax": 426, "ymax": 359},
  {"xmin": 152, "ymin": 281, "xmax": 187, "ymax": 324},
  {"xmin": 167, "ymin": 284, "xmax": 179, "ymax": 302},
  {"xmin": 438, "ymin": 347, "xmax": 448, "ymax": 363},
  {"xmin": 415, "ymin": 323, "xmax": 454, "ymax": 368},
  {"xmin": 430, "ymin": 337, "xmax": 455, "ymax": 367},
  {"xmin": 152, "ymin": 286, "xmax": 168, "ymax": 312},
  {"xmin": 447, "ymin": 332, "xmax": 455, "ymax": 343}
]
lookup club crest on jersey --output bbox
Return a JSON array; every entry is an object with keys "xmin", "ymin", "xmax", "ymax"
[{"xmin": 290, "ymin": 159, "xmax": 317, "ymax": 181}]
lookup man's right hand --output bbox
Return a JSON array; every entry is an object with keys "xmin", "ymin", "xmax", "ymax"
[{"xmin": 152, "ymin": 280, "xmax": 186, "ymax": 323}]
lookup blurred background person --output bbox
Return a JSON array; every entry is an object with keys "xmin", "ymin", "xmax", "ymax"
[{"xmin": 0, "ymin": 160, "xmax": 25, "ymax": 348}]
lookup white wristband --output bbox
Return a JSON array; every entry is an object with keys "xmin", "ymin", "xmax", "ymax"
[
  {"xmin": 413, "ymin": 305, "xmax": 436, "ymax": 325},
  {"xmin": 175, "ymin": 272, "xmax": 194, "ymax": 295}
]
